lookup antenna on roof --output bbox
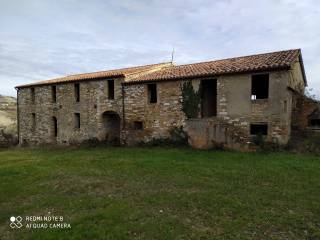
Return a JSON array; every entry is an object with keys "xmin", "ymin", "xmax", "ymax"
[{"xmin": 171, "ymin": 47, "xmax": 175, "ymax": 64}]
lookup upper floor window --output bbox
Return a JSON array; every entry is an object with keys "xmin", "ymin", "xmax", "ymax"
[
  {"xmin": 148, "ymin": 84, "xmax": 157, "ymax": 103},
  {"xmin": 52, "ymin": 86, "xmax": 57, "ymax": 103},
  {"xmin": 31, "ymin": 88, "xmax": 35, "ymax": 104},
  {"xmin": 74, "ymin": 83, "xmax": 80, "ymax": 102},
  {"xmin": 108, "ymin": 80, "xmax": 115, "ymax": 100},
  {"xmin": 251, "ymin": 74, "xmax": 269, "ymax": 100}
]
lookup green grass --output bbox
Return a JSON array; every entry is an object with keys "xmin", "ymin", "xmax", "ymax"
[{"xmin": 0, "ymin": 147, "xmax": 319, "ymax": 240}]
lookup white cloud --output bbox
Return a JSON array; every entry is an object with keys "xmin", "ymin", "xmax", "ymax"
[{"xmin": 0, "ymin": 0, "xmax": 319, "ymax": 97}]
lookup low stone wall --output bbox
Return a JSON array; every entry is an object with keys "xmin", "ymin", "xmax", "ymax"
[{"xmin": 185, "ymin": 118, "xmax": 253, "ymax": 151}]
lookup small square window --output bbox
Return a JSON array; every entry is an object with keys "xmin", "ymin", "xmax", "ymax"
[
  {"xmin": 310, "ymin": 119, "xmax": 320, "ymax": 128},
  {"xmin": 250, "ymin": 123, "xmax": 268, "ymax": 135},
  {"xmin": 133, "ymin": 121, "xmax": 143, "ymax": 130}
]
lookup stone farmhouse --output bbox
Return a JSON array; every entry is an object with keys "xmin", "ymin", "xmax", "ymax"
[{"xmin": 16, "ymin": 49, "xmax": 320, "ymax": 150}]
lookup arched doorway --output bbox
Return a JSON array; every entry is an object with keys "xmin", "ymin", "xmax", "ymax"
[{"xmin": 102, "ymin": 111, "xmax": 121, "ymax": 144}]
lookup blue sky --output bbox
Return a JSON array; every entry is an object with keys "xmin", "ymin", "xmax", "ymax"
[{"xmin": 0, "ymin": 0, "xmax": 319, "ymax": 97}]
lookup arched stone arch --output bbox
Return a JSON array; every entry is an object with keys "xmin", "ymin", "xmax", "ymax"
[{"xmin": 101, "ymin": 111, "xmax": 121, "ymax": 144}]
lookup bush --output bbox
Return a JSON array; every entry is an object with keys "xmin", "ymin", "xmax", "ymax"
[
  {"xmin": 139, "ymin": 127, "xmax": 189, "ymax": 147},
  {"xmin": 286, "ymin": 133, "xmax": 320, "ymax": 155},
  {"xmin": 252, "ymin": 134, "xmax": 281, "ymax": 152},
  {"xmin": 0, "ymin": 127, "xmax": 18, "ymax": 148}
]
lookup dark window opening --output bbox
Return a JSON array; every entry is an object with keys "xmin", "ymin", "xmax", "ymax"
[
  {"xmin": 133, "ymin": 121, "xmax": 143, "ymax": 130},
  {"xmin": 201, "ymin": 79, "xmax": 217, "ymax": 118},
  {"xmin": 52, "ymin": 86, "xmax": 57, "ymax": 103},
  {"xmin": 31, "ymin": 113, "xmax": 36, "ymax": 131},
  {"xmin": 148, "ymin": 84, "xmax": 157, "ymax": 103},
  {"xmin": 74, "ymin": 83, "xmax": 80, "ymax": 102},
  {"xmin": 74, "ymin": 113, "xmax": 80, "ymax": 129},
  {"xmin": 108, "ymin": 80, "xmax": 115, "ymax": 99},
  {"xmin": 310, "ymin": 119, "xmax": 320, "ymax": 128},
  {"xmin": 251, "ymin": 74, "xmax": 269, "ymax": 100},
  {"xmin": 31, "ymin": 88, "xmax": 35, "ymax": 103},
  {"xmin": 284, "ymin": 100, "xmax": 287, "ymax": 113},
  {"xmin": 250, "ymin": 123, "xmax": 268, "ymax": 135},
  {"xmin": 52, "ymin": 117, "xmax": 58, "ymax": 137}
]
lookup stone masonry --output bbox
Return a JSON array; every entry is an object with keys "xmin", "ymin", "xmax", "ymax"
[{"xmin": 16, "ymin": 49, "xmax": 313, "ymax": 150}]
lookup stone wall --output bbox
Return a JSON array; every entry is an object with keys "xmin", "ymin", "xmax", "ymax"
[
  {"xmin": 18, "ymin": 78, "xmax": 124, "ymax": 145},
  {"xmin": 122, "ymin": 81, "xmax": 186, "ymax": 145},
  {"xmin": 291, "ymin": 93, "xmax": 320, "ymax": 132},
  {"xmin": 17, "ymin": 66, "xmax": 306, "ymax": 148}
]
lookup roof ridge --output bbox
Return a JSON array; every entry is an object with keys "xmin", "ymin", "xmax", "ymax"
[
  {"xmin": 66, "ymin": 62, "xmax": 171, "ymax": 78},
  {"xmin": 174, "ymin": 49, "xmax": 301, "ymax": 68}
]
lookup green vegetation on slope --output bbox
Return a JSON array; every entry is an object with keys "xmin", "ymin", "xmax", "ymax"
[
  {"xmin": 0, "ymin": 147, "xmax": 319, "ymax": 240},
  {"xmin": 0, "ymin": 95, "xmax": 16, "ymax": 130}
]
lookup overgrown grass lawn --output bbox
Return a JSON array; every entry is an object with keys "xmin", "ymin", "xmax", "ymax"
[{"xmin": 0, "ymin": 147, "xmax": 319, "ymax": 239}]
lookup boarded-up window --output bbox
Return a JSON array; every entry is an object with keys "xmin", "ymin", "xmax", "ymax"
[
  {"xmin": 52, "ymin": 86, "xmax": 57, "ymax": 103},
  {"xmin": 251, "ymin": 74, "xmax": 269, "ymax": 100},
  {"xmin": 108, "ymin": 80, "xmax": 115, "ymax": 99},
  {"xmin": 31, "ymin": 88, "xmax": 35, "ymax": 103},
  {"xmin": 250, "ymin": 123, "xmax": 268, "ymax": 135},
  {"xmin": 74, "ymin": 83, "xmax": 80, "ymax": 102},
  {"xmin": 133, "ymin": 121, "xmax": 143, "ymax": 130},
  {"xmin": 74, "ymin": 113, "xmax": 80, "ymax": 129},
  {"xmin": 148, "ymin": 84, "xmax": 157, "ymax": 103}
]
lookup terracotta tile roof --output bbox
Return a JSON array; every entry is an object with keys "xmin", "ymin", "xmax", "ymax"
[
  {"xmin": 125, "ymin": 49, "xmax": 302, "ymax": 84},
  {"xmin": 16, "ymin": 62, "xmax": 171, "ymax": 88}
]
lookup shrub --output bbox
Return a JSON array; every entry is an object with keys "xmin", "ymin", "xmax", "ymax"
[
  {"xmin": 181, "ymin": 81, "xmax": 200, "ymax": 118},
  {"xmin": 286, "ymin": 133, "xmax": 320, "ymax": 155},
  {"xmin": 0, "ymin": 127, "xmax": 18, "ymax": 148},
  {"xmin": 139, "ymin": 127, "xmax": 189, "ymax": 147}
]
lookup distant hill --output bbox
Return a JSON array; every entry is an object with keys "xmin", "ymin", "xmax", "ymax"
[{"xmin": 0, "ymin": 95, "xmax": 17, "ymax": 131}]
